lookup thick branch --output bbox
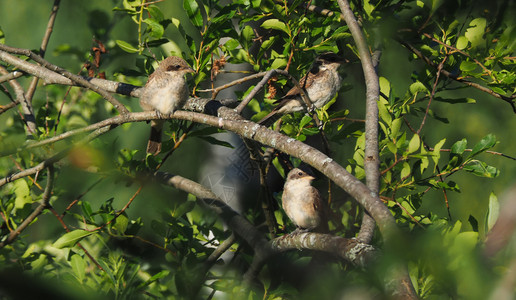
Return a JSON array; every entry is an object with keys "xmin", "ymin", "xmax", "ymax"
[
  {"xmin": 336, "ymin": 0, "xmax": 380, "ymax": 244},
  {"xmin": 3, "ymin": 104, "xmax": 398, "ymax": 241},
  {"xmin": 155, "ymin": 171, "xmax": 274, "ymax": 269},
  {"xmin": 271, "ymin": 233, "xmax": 377, "ymax": 267}
]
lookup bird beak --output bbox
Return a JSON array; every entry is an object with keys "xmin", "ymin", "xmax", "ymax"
[{"xmin": 187, "ymin": 67, "xmax": 195, "ymax": 74}]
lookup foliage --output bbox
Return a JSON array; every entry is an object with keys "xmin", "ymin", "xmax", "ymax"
[{"xmin": 0, "ymin": 0, "xmax": 515, "ymax": 299}]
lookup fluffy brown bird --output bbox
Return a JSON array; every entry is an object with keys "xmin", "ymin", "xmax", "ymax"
[
  {"xmin": 259, "ymin": 52, "xmax": 343, "ymax": 126},
  {"xmin": 282, "ymin": 168, "xmax": 328, "ymax": 233},
  {"xmin": 139, "ymin": 56, "xmax": 194, "ymax": 154}
]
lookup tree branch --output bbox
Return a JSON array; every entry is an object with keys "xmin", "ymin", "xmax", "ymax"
[
  {"xmin": 271, "ymin": 233, "xmax": 377, "ymax": 267},
  {"xmin": 335, "ymin": 0, "xmax": 380, "ymax": 244},
  {"xmin": 3, "ymin": 103, "xmax": 400, "ymax": 244},
  {"xmin": 336, "ymin": 1, "xmax": 416, "ymax": 298},
  {"xmin": 0, "ymin": 165, "xmax": 54, "ymax": 248},
  {"xmin": 25, "ymin": 0, "xmax": 62, "ymax": 103},
  {"xmin": 0, "ymin": 65, "xmax": 37, "ymax": 136},
  {"xmin": 0, "ymin": 45, "xmax": 129, "ymax": 114},
  {"xmin": 399, "ymin": 40, "xmax": 516, "ymax": 113}
]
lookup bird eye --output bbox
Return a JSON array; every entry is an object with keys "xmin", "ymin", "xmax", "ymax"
[
  {"xmin": 297, "ymin": 172, "xmax": 303, "ymax": 176},
  {"xmin": 166, "ymin": 64, "xmax": 181, "ymax": 71}
]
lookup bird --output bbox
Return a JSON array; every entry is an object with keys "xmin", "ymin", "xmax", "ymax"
[
  {"xmin": 281, "ymin": 168, "xmax": 328, "ymax": 233},
  {"xmin": 258, "ymin": 52, "xmax": 344, "ymax": 126},
  {"xmin": 139, "ymin": 56, "xmax": 195, "ymax": 155}
]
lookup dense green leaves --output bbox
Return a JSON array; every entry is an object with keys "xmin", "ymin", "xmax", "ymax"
[{"xmin": 0, "ymin": 0, "xmax": 514, "ymax": 299}]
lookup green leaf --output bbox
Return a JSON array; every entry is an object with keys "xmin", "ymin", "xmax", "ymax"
[
  {"xmin": 299, "ymin": 115, "xmax": 312, "ymax": 128},
  {"xmin": 379, "ymin": 77, "xmax": 391, "ymax": 98},
  {"xmin": 241, "ymin": 25, "xmax": 254, "ymax": 49},
  {"xmin": 432, "ymin": 138, "xmax": 446, "ymax": 168},
  {"xmin": 81, "ymin": 201, "xmax": 94, "ymax": 222},
  {"xmin": 183, "ymin": 0, "xmax": 203, "ymax": 28},
  {"xmin": 468, "ymin": 134, "xmax": 496, "ymax": 158},
  {"xmin": 116, "ymin": 40, "xmax": 139, "ymax": 53},
  {"xmin": 485, "ymin": 192, "xmax": 499, "ymax": 233},
  {"xmin": 460, "ymin": 60, "xmax": 477, "ymax": 72},
  {"xmin": 147, "ymin": 5, "xmax": 164, "ymax": 22},
  {"xmin": 378, "ymin": 99, "xmax": 392, "ymax": 125},
  {"xmin": 271, "ymin": 57, "xmax": 287, "ymax": 69},
  {"xmin": 14, "ymin": 179, "xmax": 32, "ymax": 209},
  {"xmin": 224, "ymin": 38, "xmax": 240, "ymax": 51},
  {"xmin": 407, "ymin": 134, "xmax": 420, "ymax": 154},
  {"xmin": 401, "ymin": 162, "xmax": 411, "ymax": 179},
  {"xmin": 451, "ymin": 139, "xmax": 467, "ymax": 155},
  {"xmin": 143, "ymin": 18, "xmax": 164, "ymax": 39},
  {"xmin": 261, "ymin": 19, "xmax": 288, "ymax": 34},
  {"xmin": 197, "ymin": 136, "xmax": 234, "ymax": 148},
  {"xmin": 301, "ymin": 127, "xmax": 319, "ymax": 136},
  {"xmin": 114, "ymin": 214, "xmax": 129, "ymax": 234},
  {"xmin": 53, "ymin": 230, "xmax": 94, "ymax": 249},
  {"xmin": 409, "ymin": 81, "xmax": 428, "ymax": 95},
  {"xmin": 390, "ymin": 118, "xmax": 402, "ymax": 139},
  {"xmin": 434, "ymin": 97, "xmax": 476, "ymax": 104},
  {"xmin": 0, "ymin": 26, "xmax": 5, "ymax": 44},
  {"xmin": 463, "ymin": 160, "xmax": 499, "ymax": 178},
  {"xmin": 465, "ymin": 18, "xmax": 486, "ymax": 48},
  {"xmin": 173, "ymin": 201, "xmax": 195, "ymax": 218},
  {"xmin": 456, "ymin": 36, "xmax": 469, "ymax": 50},
  {"xmin": 386, "ymin": 141, "xmax": 398, "ymax": 154},
  {"xmin": 70, "ymin": 254, "xmax": 86, "ymax": 283}
]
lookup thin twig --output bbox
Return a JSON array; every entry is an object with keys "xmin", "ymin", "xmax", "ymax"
[
  {"xmin": 417, "ymin": 54, "xmax": 448, "ymax": 134},
  {"xmin": 399, "ymin": 40, "xmax": 516, "ymax": 113},
  {"xmin": 430, "ymin": 148, "xmax": 516, "ymax": 160},
  {"xmin": 25, "ymin": 0, "xmax": 62, "ymax": 103},
  {"xmin": 48, "ymin": 206, "xmax": 104, "ymax": 271},
  {"xmin": 0, "ymin": 165, "xmax": 54, "ymax": 248},
  {"xmin": 0, "ymin": 45, "xmax": 129, "ymax": 114},
  {"xmin": 0, "ymin": 65, "xmax": 37, "ymax": 136}
]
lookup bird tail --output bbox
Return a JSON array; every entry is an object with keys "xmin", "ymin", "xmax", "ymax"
[{"xmin": 146, "ymin": 120, "xmax": 164, "ymax": 155}]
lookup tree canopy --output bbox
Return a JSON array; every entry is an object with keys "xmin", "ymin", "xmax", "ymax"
[{"xmin": 0, "ymin": 0, "xmax": 515, "ymax": 299}]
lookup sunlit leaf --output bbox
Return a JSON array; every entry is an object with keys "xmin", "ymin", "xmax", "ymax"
[
  {"xmin": 261, "ymin": 19, "xmax": 288, "ymax": 34},
  {"xmin": 485, "ymin": 192, "xmax": 499, "ymax": 233},
  {"xmin": 116, "ymin": 40, "xmax": 139, "ymax": 53},
  {"xmin": 53, "ymin": 230, "xmax": 94, "ymax": 249},
  {"xmin": 407, "ymin": 134, "xmax": 420, "ymax": 154},
  {"xmin": 456, "ymin": 36, "xmax": 469, "ymax": 50},
  {"xmin": 451, "ymin": 139, "xmax": 467, "ymax": 155},
  {"xmin": 465, "ymin": 18, "xmax": 486, "ymax": 48},
  {"xmin": 70, "ymin": 254, "xmax": 86, "ymax": 283}
]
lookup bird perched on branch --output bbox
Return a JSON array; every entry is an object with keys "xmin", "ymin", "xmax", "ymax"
[
  {"xmin": 139, "ymin": 56, "xmax": 195, "ymax": 155},
  {"xmin": 259, "ymin": 52, "xmax": 344, "ymax": 126},
  {"xmin": 282, "ymin": 168, "xmax": 328, "ymax": 233}
]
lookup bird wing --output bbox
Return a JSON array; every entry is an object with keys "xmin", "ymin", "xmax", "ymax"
[
  {"xmin": 274, "ymin": 70, "xmax": 312, "ymax": 103},
  {"xmin": 311, "ymin": 186, "xmax": 329, "ymax": 233}
]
